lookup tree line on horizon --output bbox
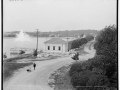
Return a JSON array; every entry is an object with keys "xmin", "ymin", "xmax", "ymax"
[{"xmin": 3, "ymin": 30, "xmax": 98, "ymax": 37}]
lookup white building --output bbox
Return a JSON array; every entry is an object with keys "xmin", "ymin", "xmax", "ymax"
[{"xmin": 44, "ymin": 38, "xmax": 69, "ymax": 53}]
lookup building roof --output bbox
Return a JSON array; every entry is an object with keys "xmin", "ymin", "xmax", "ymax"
[{"xmin": 44, "ymin": 38, "xmax": 67, "ymax": 44}]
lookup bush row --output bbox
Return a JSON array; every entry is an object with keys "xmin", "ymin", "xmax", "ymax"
[{"xmin": 71, "ymin": 35, "xmax": 94, "ymax": 49}]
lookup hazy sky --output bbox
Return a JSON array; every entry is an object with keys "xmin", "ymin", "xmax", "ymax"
[{"xmin": 3, "ymin": 0, "xmax": 116, "ymax": 32}]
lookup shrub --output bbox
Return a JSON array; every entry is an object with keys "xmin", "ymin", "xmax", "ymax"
[
  {"xmin": 71, "ymin": 34, "xmax": 94, "ymax": 49},
  {"xmin": 71, "ymin": 38, "xmax": 88, "ymax": 49},
  {"xmin": 69, "ymin": 55, "xmax": 117, "ymax": 89},
  {"xmin": 88, "ymin": 55, "xmax": 116, "ymax": 79},
  {"xmin": 69, "ymin": 62, "xmax": 83, "ymax": 77},
  {"xmin": 71, "ymin": 70, "xmax": 93, "ymax": 87},
  {"xmin": 85, "ymin": 35, "xmax": 94, "ymax": 41},
  {"xmin": 92, "ymin": 68, "xmax": 105, "ymax": 75},
  {"xmin": 94, "ymin": 25, "xmax": 117, "ymax": 88},
  {"xmin": 86, "ymin": 74, "xmax": 109, "ymax": 86},
  {"xmin": 94, "ymin": 25, "xmax": 117, "ymax": 59},
  {"xmin": 110, "ymin": 71, "xmax": 118, "ymax": 87}
]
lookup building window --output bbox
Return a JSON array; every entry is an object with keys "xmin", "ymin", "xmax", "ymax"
[
  {"xmin": 58, "ymin": 46, "xmax": 61, "ymax": 50},
  {"xmin": 53, "ymin": 46, "xmax": 55, "ymax": 50},
  {"xmin": 48, "ymin": 46, "xmax": 50, "ymax": 50}
]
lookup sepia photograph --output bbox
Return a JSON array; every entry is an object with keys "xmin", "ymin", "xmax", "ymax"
[{"xmin": 3, "ymin": 0, "xmax": 117, "ymax": 90}]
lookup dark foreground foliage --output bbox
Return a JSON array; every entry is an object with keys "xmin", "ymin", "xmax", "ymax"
[
  {"xmin": 69, "ymin": 25, "xmax": 117, "ymax": 90},
  {"xmin": 94, "ymin": 25, "xmax": 117, "ymax": 59}
]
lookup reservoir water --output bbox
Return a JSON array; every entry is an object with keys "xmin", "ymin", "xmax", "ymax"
[{"xmin": 3, "ymin": 37, "xmax": 50, "ymax": 58}]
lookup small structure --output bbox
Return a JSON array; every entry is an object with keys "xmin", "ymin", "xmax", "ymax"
[{"xmin": 44, "ymin": 38, "xmax": 69, "ymax": 53}]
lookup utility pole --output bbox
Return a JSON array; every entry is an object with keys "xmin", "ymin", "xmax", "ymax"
[
  {"xmin": 67, "ymin": 30, "xmax": 68, "ymax": 43},
  {"xmin": 67, "ymin": 30, "xmax": 69, "ymax": 51},
  {"xmin": 33, "ymin": 29, "xmax": 39, "ymax": 57},
  {"xmin": 36, "ymin": 29, "xmax": 39, "ymax": 51}
]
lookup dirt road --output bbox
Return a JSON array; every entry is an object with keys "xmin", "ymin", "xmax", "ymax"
[
  {"xmin": 3, "ymin": 43, "xmax": 95, "ymax": 90},
  {"xmin": 4, "ymin": 57, "xmax": 75, "ymax": 90}
]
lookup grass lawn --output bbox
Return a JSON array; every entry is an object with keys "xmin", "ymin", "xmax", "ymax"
[{"xmin": 3, "ymin": 62, "xmax": 33, "ymax": 82}]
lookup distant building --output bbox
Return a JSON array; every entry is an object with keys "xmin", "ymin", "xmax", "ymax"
[{"xmin": 44, "ymin": 38, "xmax": 71, "ymax": 53}]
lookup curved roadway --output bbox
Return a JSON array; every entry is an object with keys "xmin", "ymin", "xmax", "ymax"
[{"xmin": 3, "ymin": 42, "xmax": 95, "ymax": 90}]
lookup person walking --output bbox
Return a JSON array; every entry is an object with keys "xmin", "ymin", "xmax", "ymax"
[{"xmin": 33, "ymin": 63, "xmax": 36, "ymax": 70}]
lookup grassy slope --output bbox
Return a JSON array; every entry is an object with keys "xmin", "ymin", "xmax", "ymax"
[{"xmin": 3, "ymin": 62, "xmax": 32, "ymax": 82}]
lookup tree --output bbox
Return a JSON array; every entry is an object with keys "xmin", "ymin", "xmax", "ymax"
[
  {"xmin": 69, "ymin": 25, "xmax": 117, "ymax": 89},
  {"xmin": 86, "ymin": 74, "xmax": 109, "ymax": 86},
  {"xmin": 94, "ymin": 25, "xmax": 117, "ymax": 88},
  {"xmin": 71, "ymin": 38, "xmax": 88, "ymax": 49},
  {"xmin": 85, "ymin": 35, "xmax": 94, "ymax": 41},
  {"xmin": 94, "ymin": 25, "xmax": 117, "ymax": 59}
]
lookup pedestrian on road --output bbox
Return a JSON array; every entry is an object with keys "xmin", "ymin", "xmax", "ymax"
[{"xmin": 33, "ymin": 63, "xmax": 36, "ymax": 70}]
